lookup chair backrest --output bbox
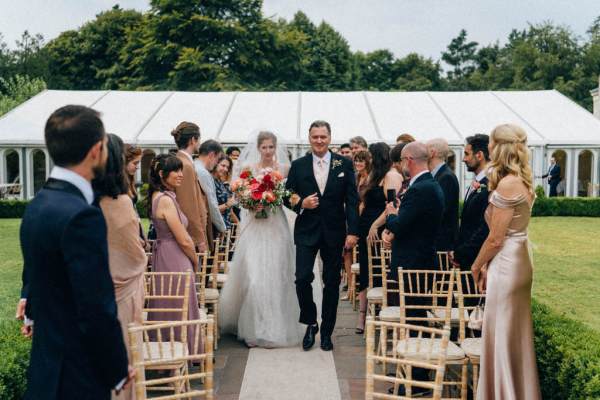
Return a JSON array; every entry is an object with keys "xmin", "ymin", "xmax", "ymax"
[
  {"xmin": 397, "ymin": 268, "xmax": 455, "ymax": 328},
  {"xmin": 437, "ymin": 251, "xmax": 451, "ymax": 271},
  {"xmin": 365, "ymin": 317, "xmax": 449, "ymax": 400},
  {"xmin": 128, "ymin": 318, "xmax": 214, "ymax": 399},
  {"xmin": 215, "ymin": 233, "xmax": 230, "ymax": 274},
  {"xmin": 367, "ymin": 239, "xmax": 385, "ymax": 289},
  {"xmin": 207, "ymin": 239, "xmax": 220, "ymax": 290},
  {"xmin": 455, "ymin": 269, "xmax": 486, "ymax": 342},
  {"xmin": 195, "ymin": 252, "xmax": 210, "ymax": 309},
  {"xmin": 143, "ymin": 271, "xmax": 191, "ymax": 324}
]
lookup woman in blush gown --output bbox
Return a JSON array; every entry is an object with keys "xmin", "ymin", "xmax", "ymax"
[
  {"xmin": 470, "ymin": 124, "xmax": 541, "ymax": 400},
  {"xmin": 219, "ymin": 130, "xmax": 321, "ymax": 348}
]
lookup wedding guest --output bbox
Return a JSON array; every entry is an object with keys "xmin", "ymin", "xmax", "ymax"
[
  {"xmin": 194, "ymin": 139, "xmax": 226, "ymax": 244},
  {"xmin": 472, "ymin": 124, "xmax": 541, "ymax": 399},
  {"xmin": 396, "ymin": 133, "xmax": 416, "ymax": 144},
  {"xmin": 355, "ymin": 143, "xmax": 402, "ymax": 334},
  {"xmin": 349, "ymin": 136, "xmax": 368, "ymax": 157},
  {"xmin": 427, "ymin": 138, "xmax": 459, "ymax": 253},
  {"xmin": 226, "ymin": 146, "xmax": 241, "ymax": 161},
  {"xmin": 542, "ymin": 156, "xmax": 561, "ymax": 197},
  {"xmin": 171, "ymin": 122, "xmax": 208, "ymax": 253},
  {"xmin": 93, "ymin": 134, "xmax": 146, "ymax": 400},
  {"xmin": 19, "ymin": 105, "xmax": 132, "ymax": 399},
  {"xmin": 390, "ymin": 142, "xmax": 410, "ymax": 194},
  {"xmin": 453, "ymin": 134, "xmax": 490, "ymax": 270},
  {"xmin": 353, "ymin": 150, "xmax": 372, "ymax": 195},
  {"xmin": 212, "ymin": 156, "xmax": 238, "ymax": 229},
  {"xmin": 124, "ymin": 144, "xmax": 142, "ymax": 204},
  {"xmin": 146, "ymin": 154, "xmax": 202, "ymax": 349},
  {"xmin": 339, "ymin": 143, "xmax": 352, "ymax": 159}
]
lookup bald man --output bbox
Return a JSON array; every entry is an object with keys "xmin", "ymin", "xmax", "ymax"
[{"xmin": 426, "ymin": 138, "xmax": 459, "ymax": 253}]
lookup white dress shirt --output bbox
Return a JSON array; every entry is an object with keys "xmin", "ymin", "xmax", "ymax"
[
  {"xmin": 49, "ymin": 166, "xmax": 94, "ymax": 204},
  {"xmin": 194, "ymin": 159, "xmax": 226, "ymax": 233}
]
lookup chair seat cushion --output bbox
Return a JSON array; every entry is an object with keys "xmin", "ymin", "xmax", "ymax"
[
  {"xmin": 144, "ymin": 341, "xmax": 186, "ymax": 362},
  {"xmin": 367, "ymin": 287, "xmax": 383, "ymax": 301},
  {"xmin": 204, "ymin": 288, "xmax": 220, "ymax": 301},
  {"xmin": 379, "ymin": 306, "xmax": 401, "ymax": 322},
  {"xmin": 351, "ymin": 263, "xmax": 360, "ymax": 273},
  {"xmin": 426, "ymin": 308, "xmax": 468, "ymax": 326},
  {"xmin": 396, "ymin": 338, "xmax": 465, "ymax": 361},
  {"xmin": 460, "ymin": 337, "xmax": 481, "ymax": 358}
]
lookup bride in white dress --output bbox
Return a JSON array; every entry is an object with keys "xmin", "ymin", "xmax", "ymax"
[{"xmin": 219, "ymin": 130, "xmax": 322, "ymax": 348}]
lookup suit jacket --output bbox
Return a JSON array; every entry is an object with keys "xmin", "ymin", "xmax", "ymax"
[
  {"xmin": 433, "ymin": 163, "xmax": 459, "ymax": 251},
  {"xmin": 454, "ymin": 177, "xmax": 490, "ymax": 269},
  {"xmin": 385, "ymin": 172, "xmax": 444, "ymax": 278},
  {"xmin": 285, "ymin": 152, "xmax": 359, "ymax": 247},
  {"xmin": 175, "ymin": 151, "xmax": 208, "ymax": 248},
  {"xmin": 548, "ymin": 164, "xmax": 561, "ymax": 185},
  {"xmin": 20, "ymin": 178, "xmax": 128, "ymax": 400}
]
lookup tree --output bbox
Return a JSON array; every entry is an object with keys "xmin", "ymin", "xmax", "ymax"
[
  {"xmin": 0, "ymin": 74, "xmax": 46, "ymax": 116},
  {"xmin": 394, "ymin": 53, "xmax": 442, "ymax": 91},
  {"xmin": 442, "ymin": 29, "xmax": 478, "ymax": 88}
]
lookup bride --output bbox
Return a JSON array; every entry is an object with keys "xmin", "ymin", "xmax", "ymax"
[{"xmin": 219, "ymin": 130, "xmax": 321, "ymax": 348}]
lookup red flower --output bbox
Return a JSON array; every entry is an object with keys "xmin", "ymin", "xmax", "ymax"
[
  {"xmin": 251, "ymin": 191, "xmax": 263, "ymax": 201},
  {"xmin": 240, "ymin": 170, "xmax": 251, "ymax": 179},
  {"xmin": 263, "ymin": 174, "xmax": 272, "ymax": 183}
]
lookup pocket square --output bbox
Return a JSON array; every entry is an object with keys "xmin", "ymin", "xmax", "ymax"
[{"xmin": 337, "ymin": 172, "xmax": 345, "ymax": 178}]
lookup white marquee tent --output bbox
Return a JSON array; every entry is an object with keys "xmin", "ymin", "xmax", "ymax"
[{"xmin": 1, "ymin": 89, "xmax": 599, "ymax": 199}]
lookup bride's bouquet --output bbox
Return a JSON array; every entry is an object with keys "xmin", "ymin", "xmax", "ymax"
[{"xmin": 231, "ymin": 168, "xmax": 291, "ymax": 219}]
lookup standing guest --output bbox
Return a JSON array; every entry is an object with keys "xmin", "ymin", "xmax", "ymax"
[
  {"xmin": 472, "ymin": 124, "xmax": 541, "ymax": 399},
  {"xmin": 93, "ymin": 134, "xmax": 147, "ymax": 400},
  {"xmin": 427, "ymin": 138, "xmax": 459, "ymax": 253},
  {"xmin": 349, "ymin": 136, "xmax": 368, "ymax": 157},
  {"xmin": 226, "ymin": 146, "xmax": 241, "ymax": 161},
  {"xmin": 171, "ymin": 122, "xmax": 208, "ymax": 253},
  {"xmin": 353, "ymin": 150, "xmax": 372, "ymax": 196},
  {"xmin": 542, "ymin": 157, "xmax": 561, "ymax": 197},
  {"xmin": 19, "ymin": 105, "xmax": 133, "ymax": 399},
  {"xmin": 355, "ymin": 143, "xmax": 402, "ymax": 334},
  {"xmin": 390, "ymin": 142, "xmax": 410, "ymax": 194},
  {"xmin": 396, "ymin": 133, "xmax": 416, "ymax": 144},
  {"xmin": 194, "ymin": 139, "xmax": 226, "ymax": 243},
  {"xmin": 212, "ymin": 156, "xmax": 238, "ymax": 229},
  {"xmin": 452, "ymin": 134, "xmax": 490, "ymax": 270},
  {"xmin": 124, "ymin": 144, "xmax": 145, "ymax": 241},
  {"xmin": 339, "ymin": 143, "xmax": 352, "ymax": 159},
  {"xmin": 146, "ymin": 154, "xmax": 202, "ymax": 348}
]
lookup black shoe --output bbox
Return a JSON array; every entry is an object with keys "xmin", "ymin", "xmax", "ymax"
[
  {"xmin": 387, "ymin": 385, "xmax": 430, "ymax": 396},
  {"xmin": 320, "ymin": 335, "xmax": 333, "ymax": 351},
  {"xmin": 302, "ymin": 324, "xmax": 318, "ymax": 351}
]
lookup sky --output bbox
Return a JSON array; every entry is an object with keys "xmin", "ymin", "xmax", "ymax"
[{"xmin": 1, "ymin": 0, "xmax": 600, "ymax": 61}]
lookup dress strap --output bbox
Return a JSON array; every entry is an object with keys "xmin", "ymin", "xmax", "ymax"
[{"xmin": 489, "ymin": 191, "xmax": 527, "ymax": 209}]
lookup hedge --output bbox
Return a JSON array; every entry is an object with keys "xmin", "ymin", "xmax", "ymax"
[{"xmin": 2, "ymin": 302, "xmax": 600, "ymax": 399}]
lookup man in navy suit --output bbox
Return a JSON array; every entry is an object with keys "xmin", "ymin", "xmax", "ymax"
[
  {"xmin": 542, "ymin": 157, "xmax": 561, "ymax": 197},
  {"xmin": 18, "ymin": 105, "xmax": 133, "ymax": 400}
]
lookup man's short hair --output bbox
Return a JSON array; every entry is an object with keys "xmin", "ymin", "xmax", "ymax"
[
  {"xmin": 226, "ymin": 146, "xmax": 240, "ymax": 156},
  {"xmin": 349, "ymin": 136, "xmax": 368, "ymax": 148},
  {"xmin": 45, "ymin": 105, "xmax": 105, "ymax": 167},
  {"xmin": 465, "ymin": 134, "xmax": 490, "ymax": 161},
  {"xmin": 426, "ymin": 138, "xmax": 450, "ymax": 160},
  {"xmin": 198, "ymin": 140, "xmax": 223, "ymax": 156},
  {"xmin": 396, "ymin": 133, "xmax": 415, "ymax": 143},
  {"xmin": 340, "ymin": 143, "xmax": 351, "ymax": 150},
  {"xmin": 390, "ymin": 143, "xmax": 407, "ymax": 163},
  {"xmin": 309, "ymin": 120, "xmax": 331, "ymax": 135}
]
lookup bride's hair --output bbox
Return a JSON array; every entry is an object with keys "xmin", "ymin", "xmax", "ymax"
[
  {"xmin": 488, "ymin": 123, "xmax": 533, "ymax": 192},
  {"xmin": 257, "ymin": 131, "xmax": 277, "ymax": 148}
]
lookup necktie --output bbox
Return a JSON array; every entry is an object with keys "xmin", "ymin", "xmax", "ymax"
[{"xmin": 317, "ymin": 159, "xmax": 327, "ymax": 193}]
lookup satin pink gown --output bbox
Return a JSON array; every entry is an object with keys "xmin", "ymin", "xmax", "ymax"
[{"xmin": 477, "ymin": 191, "xmax": 541, "ymax": 400}]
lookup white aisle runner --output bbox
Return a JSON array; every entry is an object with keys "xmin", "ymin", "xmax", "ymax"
[{"xmin": 239, "ymin": 256, "xmax": 341, "ymax": 400}]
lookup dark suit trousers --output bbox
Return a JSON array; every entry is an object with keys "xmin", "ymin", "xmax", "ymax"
[
  {"xmin": 549, "ymin": 181, "xmax": 558, "ymax": 197},
  {"xmin": 296, "ymin": 238, "xmax": 343, "ymax": 337}
]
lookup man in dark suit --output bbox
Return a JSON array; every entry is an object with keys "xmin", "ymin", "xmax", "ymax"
[
  {"xmin": 285, "ymin": 120, "xmax": 359, "ymax": 351},
  {"xmin": 542, "ymin": 157, "xmax": 561, "ymax": 197},
  {"xmin": 427, "ymin": 138, "xmax": 459, "ymax": 253},
  {"xmin": 18, "ymin": 105, "xmax": 132, "ymax": 400},
  {"xmin": 453, "ymin": 134, "xmax": 490, "ymax": 271},
  {"xmin": 383, "ymin": 142, "xmax": 445, "ymax": 277}
]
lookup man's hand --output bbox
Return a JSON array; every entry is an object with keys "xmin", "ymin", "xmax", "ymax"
[
  {"xmin": 15, "ymin": 299, "xmax": 26, "ymax": 320},
  {"xmin": 385, "ymin": 201, "xmax": 398, "ymax": 216},
  {"xmin": 21, "ymin": 324, "xmax": 33, "ymax": 338},
  {"xmin": 449, "ymin": 251, "xmax": 460, "ymax": 267},
  {"xmin": 301, "ymin": 193, "xmax": 319, "ymax": 209},
  {"xmin": 344, "ymin": 235, "xmax": 358, "ymax": 250},
  {"xmin": 382, "ymin": 230, "xmax": 394, "ymax": 249},
  {"xmin": 116, "ymin": 365, "xmax": 136, "ymax": 395}
]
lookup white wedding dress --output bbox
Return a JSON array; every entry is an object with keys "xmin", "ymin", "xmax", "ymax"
[{"xmin": 219, "ymin": 165, "xmax": 322, "ymax": 347}]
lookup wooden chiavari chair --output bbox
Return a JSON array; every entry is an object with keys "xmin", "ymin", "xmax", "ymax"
[
  {"xmin": 128, "ymin": 318, "xmax": 214, "ymax": 399},
  {"xmin": 366, "ymin": 239, "xmax": 386, "ymax": 318},
  {"xmin": 437, "ymin": 251, "xmax": 452, "ymax": 271},
  {"xmin": 366, "ymin": 317, "xmax": 450, "ymax": 400},
  {"xmin": 349, "ymin": 245, "xmax": 360, "ymax": 311},
  {"xmin": 196, "ymin": 249, "xmax": 220, "ymax": 349},
  {"xmin": 143, "ymin": 271, "xmax": 191, "ymax": 325}
]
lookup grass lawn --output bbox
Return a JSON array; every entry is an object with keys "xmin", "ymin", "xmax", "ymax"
[{"xmin": 1, "ymin": 217, "xmax": 599, "ymax": 330}]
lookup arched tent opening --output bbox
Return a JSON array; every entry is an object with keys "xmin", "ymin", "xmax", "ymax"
[
  {"xmin": 141, "ymin": 149, "xmax": 156, "ymax": 184},
  {"xmin": 551, "ymin": 150, "xmax": 567, "ymax": 196},
  {"xmin": 3, "ymin": 149, "xmax": 21, "ymax": 198},
  {"xmin": 32, "ymin": 149, "xmax": 47, "ymax": 195},
  {"xmin": 578, "ymin": 150, "xmax": 593, "ymax": 197}
]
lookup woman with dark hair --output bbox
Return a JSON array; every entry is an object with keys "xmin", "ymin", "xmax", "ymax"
[
  {"xmin": 212, "ymin": 156, "xmax": 238, "ymax": 229},
  {"xmin": 92, "ymin": 133, "xmax": 146, "ymax": 400},
  {"xmin": 124, "ymin": 144, "xmax": 143, "ymax": 204},
  {"xmin": 355, "ymin": 142, "xmax": 403, "ymax": 334},
  {"xmin": 353, "ymin": 150, "xmax": 372, "ymax": 214},
  {"xmin": 146, "ymin": 154, "xmax": 202, "ymax": 348}
]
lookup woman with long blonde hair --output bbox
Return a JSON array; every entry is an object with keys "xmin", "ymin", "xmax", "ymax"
[{"xmin": 472, "ymin": 124, "xmax": 541, "ymax": 399}]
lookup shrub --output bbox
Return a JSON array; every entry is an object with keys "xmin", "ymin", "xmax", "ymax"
[
  {"xmin": 0, "ymin": 200, "xmax": 28, "ymax": 218},
  {"xmin": 532, "ymin": 197, "xmax": 600, "ymax": 217},
  {"xmin": 0, "ymin": 321, "xmax": 30, "ymax": 400}
]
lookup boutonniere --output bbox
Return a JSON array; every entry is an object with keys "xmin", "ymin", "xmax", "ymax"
[
  {"xmin": 471, "ymin": 181, "xmax": 487, "ymax": 194},
  {"xmin": 332, "ymin": 159, "xmax": 343, "ymax": 169}
]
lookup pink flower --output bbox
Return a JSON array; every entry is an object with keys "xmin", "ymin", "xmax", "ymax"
[{"xmin": 231, "ymin": 179, "xmax": 244, "ymax": 191}]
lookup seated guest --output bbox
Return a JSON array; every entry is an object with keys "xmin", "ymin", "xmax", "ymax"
[
  {"xmin": 453, "ymin": 134, "xmax": 490, "ymax": 270},
  {"xmin": 339, "ymin": 143, "xmax": 352, "ymax": 159},
  {"xmin": 349, "ymin": 135, "xmax": 368, "ymax": 157},
  {"xmin": 212, "ymin": 156, "xmax": 238, "ymax": 230},
  {"xmin": 19, "ymin": 105, "xmax": 132, "ymax": 399},
  {"xmin": 194, "ymin": 140, "xmax": 226, "ymax": 244},
  {"xmin": 146, "ymin": 154, "xmax": 201, "ymax": 348},
  {"xmin": 396, "ymin": 133, "xmax": 416, "ymax": 144},
  {"xmin": 93, "ymin": 134, "xmax": 147, "ymax": 400},
  {"xmin": 427, "ymin": 138, "xmax": 459, "ymax": 253}
]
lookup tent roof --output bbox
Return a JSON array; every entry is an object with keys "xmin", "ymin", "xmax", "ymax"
[{"xmin": 1, "ymin": 89, "xmax": 600, "ymax": 147}]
